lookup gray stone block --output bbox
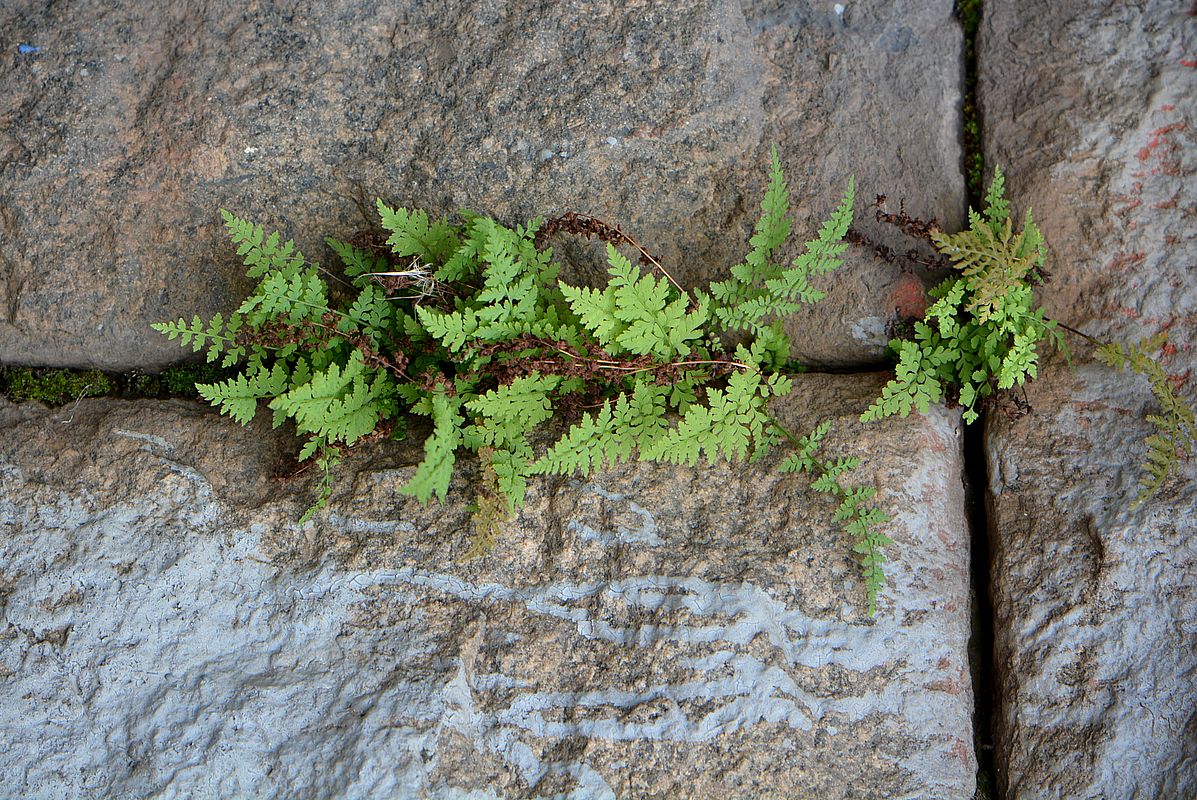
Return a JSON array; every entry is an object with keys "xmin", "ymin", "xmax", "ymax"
[
  {"xmin": 0, "ymin": 374, "xmax": 975, "ymax": 798},
  {"xmin": 980, "ymin": 2, "xmax": 1197, "ymax": 795},
  {"xmin": 0, "ymin": 0, "xmax": 963, "ymax": 371}
]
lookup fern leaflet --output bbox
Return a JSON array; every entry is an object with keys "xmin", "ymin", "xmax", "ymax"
[{"xmin": 1095, "ymin": 335, "xmax": 1197, "ymax": 505}]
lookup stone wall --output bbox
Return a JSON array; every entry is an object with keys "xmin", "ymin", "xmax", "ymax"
[{"xmin": 2, "ymin": 1, "xmax": 1196, "ymax": 798}]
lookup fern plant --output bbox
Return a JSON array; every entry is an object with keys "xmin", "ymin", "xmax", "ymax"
[
  {"xmin": 156, "ymin": 148, "xmax": 895, "ymax": 614},
  {"xmin": 865, "ymin": 167, "xmax": 1195, "ymax": 506},
  {"xmin": 863, "ymin": 168, "xmax": 1065, "ymax": 425}
]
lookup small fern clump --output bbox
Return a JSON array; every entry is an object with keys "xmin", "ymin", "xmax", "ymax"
[
  {"xmin": 863, "ymin": 168, "xmax": 1065, "ymax": 424},
  {"xmin": 155, "ymin": 149, "xmax": 895, "ymax": 614},
  {"xmin": 865, "ymin": 166, "xmax": 1195, "ymax": 506}
]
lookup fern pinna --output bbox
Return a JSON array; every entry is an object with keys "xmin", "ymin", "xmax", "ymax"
[{"xmin": 155, "ymin": 149, "xmax": 893, "ymax": 614}]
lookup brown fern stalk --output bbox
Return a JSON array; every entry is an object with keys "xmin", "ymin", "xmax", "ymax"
[{"xmin": 537, "ymin": 211, "xmax": 688, "ymax": 299}]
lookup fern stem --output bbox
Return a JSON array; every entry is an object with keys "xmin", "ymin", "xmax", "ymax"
[
  {"xmin": 768, "ymin": 414, "xmax": 805, "ymax": 448},
  {"xmin": 543, "ymin": 212, "xmax": 689, "ymax": 299},
  {"xmin": 508, "ymin": 335, "xmax": 752, "ymax": 377},
  {"xmin": 1051, "ymin": 318, "xmax": 1107, "ymax": 347},
  {"xmin": 279, "ymin": 296, "xmax": 355, "ymax": 322},
  {"xmin": 619, "ymin": 358, "xmax": 754, "ymax": 376}
]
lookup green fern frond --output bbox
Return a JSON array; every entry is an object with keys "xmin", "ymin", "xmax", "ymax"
[
  {"xmin": 417, "ymin": 306, "xmax": 480, "ymax": 352},
  {"xmin": 642, "ymin": 368, "xmax": 785, "ymax": 466},
  {"xmin": 713, "ymin": 176, "xmax": 854, "ymax": 336},
  {"xmin": 1096, "ymin": 335, "xmax": 1196, "ymax": 506},
  {"xmin": 376, "ymin": 202, "xmax": 460, "ymax": 266},
  {"xmin": 340, "ymin": 284, "xmax": 394, "ymax": 344},
  {"xmin": 464, "ymin": 374, "xmax": 561, "ymax": 450},
  {"xmin": 532, "ymin": 380, "xmax": 669, "ymax": 477},
  {"xmin": 709, "ymin": 145, "xmax": 791, "ymax": 313},
  {"xmin": 744, "ymin": 145, "xmax": 793, "ymax": 277},
  {"xmin": 221, "ymin": 210, "xmax": 306, "ymax": 279},
  {"xmin": 560, "ymin": 244, "xmax": 709, "ymax": 360},
  {"xmin": 326, "ymin": 237, "xmax": 392, "ymax": 283},
  {"xmin": 773, "ymin": 417, "xmax": 891, "ymax": 615},
  {"xmin": 268, "ymin": 353, "xmax": 392, "ymax": 445},
  {"xmin": 235, "ymin": 268, "xmax": 332, "ymax": 328},
  {"xmin": 862, "ymin": 334, "xmax": 948, "ymax": 421},
  {"xmin": 197, "ymin": 362, "xmax": 290, "ymax": 425},
  {"xmin": 151, "ymin": 313, "xmax": 245, "ymax": 365},
  {"xmin": 299, "ymin": 445, "xmax": 342, "ymax": 524},
  {"xmin": 560, "ymin": 278, "xmax": 626, "ymax": 354},
  {"xmin": 982, "ymin": 165, "xmax": 1009, "ymax": 230},
  {"xmin": 489, "ymin": 445, "xmax": 533, "ymax": 511},
  {"xmin": 778, "ymin": 419, "xmax": 831, "ymax": 473},
  {"xmin": 401, "ymin": 389, "xmax": 465, "ymax": 503}
]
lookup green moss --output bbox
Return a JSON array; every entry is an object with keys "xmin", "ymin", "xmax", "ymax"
[
  {"xmin": 1, "ymin": 367, "xmax": 112, "ymax": 406},
  {"xmin": 122, "ymin": 363, "xmax": 229, "ymax": 399},
  {"xmin": 956, "ymin": 0, "xmax": 985, "ymax": 205},
  {"xmin": 957, "ymin": 0, "xmax": 981, "ymax": 35},
  {"xmin": 0, "ymin": 362, "xmax": 236, "ymax": 406}
]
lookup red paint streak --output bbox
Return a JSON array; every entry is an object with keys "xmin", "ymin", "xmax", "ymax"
[
  {"xmin": 1138, "ymin": 122, "xmax": 1187, "ymax": 164},
  {"xmin": 1107, "ymin": 252, "xmax": 1147, "ymax": 273},
  {"xmin": 1181, "ymin": 58, "xmax": 1197, "ymax": 68},
  {"xmin": 1161, "ymin": 104, "xmax": 1176, "ymax": 111},
  {"xmin": 1150, "ymin": 122, "xmax": 1187, "ymax": 137},
  {"xmin": 1116, "ymin": 197, "xmax": 1142, "ymax": 217}
]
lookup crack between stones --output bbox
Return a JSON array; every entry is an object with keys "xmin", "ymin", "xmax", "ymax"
[
  {"xmin": 964, "ymin": 417, "xmax": 997, "ymax": 798},
  {"xmin": 955, "ymin": 1, "xmax": 997, "ymax": 797}
]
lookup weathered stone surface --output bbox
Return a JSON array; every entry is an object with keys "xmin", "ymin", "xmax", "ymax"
[
  {"xmin": 986, "ymin": 365, "xmax": 1197, "ymax": 800},
  {"xmin": 0, "ymin": 0, "xmax": 963, "ymax": 371},
  {"xmin": 980, "ymin": 4, "xmax": 1197, "ymax": 796},
  {"xmin": 979, "ymin": 0, "xmax": 1196, "ymax": 348},
  {"xmin": 0, "ymin": 374, "xmax": 975, "ymax": 798}
]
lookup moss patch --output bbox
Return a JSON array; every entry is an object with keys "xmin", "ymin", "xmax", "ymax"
[
  {"xmin": 957, "ymin": 0, "xmax": 985, "ymax": 205},
  {"xmin": 0, "ymin": 362, "xmax": 235, "ymax": 406},
  {"xmin": 0, "ymin": 367, "xmax": 112, "ymax": 406}
]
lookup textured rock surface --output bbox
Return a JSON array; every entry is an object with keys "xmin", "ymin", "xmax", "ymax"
[
  {"xmin": 0, "ymin": 0, "xmax": 963, "ymax": 371},
  {"xmin": 979, "ymin": 0, "xmax": 1196, "ymax": 348},
  {"xmin": 0, "ymin": 375, "xmax": 976, "ymax": 799},
  {"xmin": 980, "ymin": 3, "xmax": 1197, "ymax": 797},
  {"xmin": 986, "ymin": 365, "xmax": 1197, "ymax": 800}
]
